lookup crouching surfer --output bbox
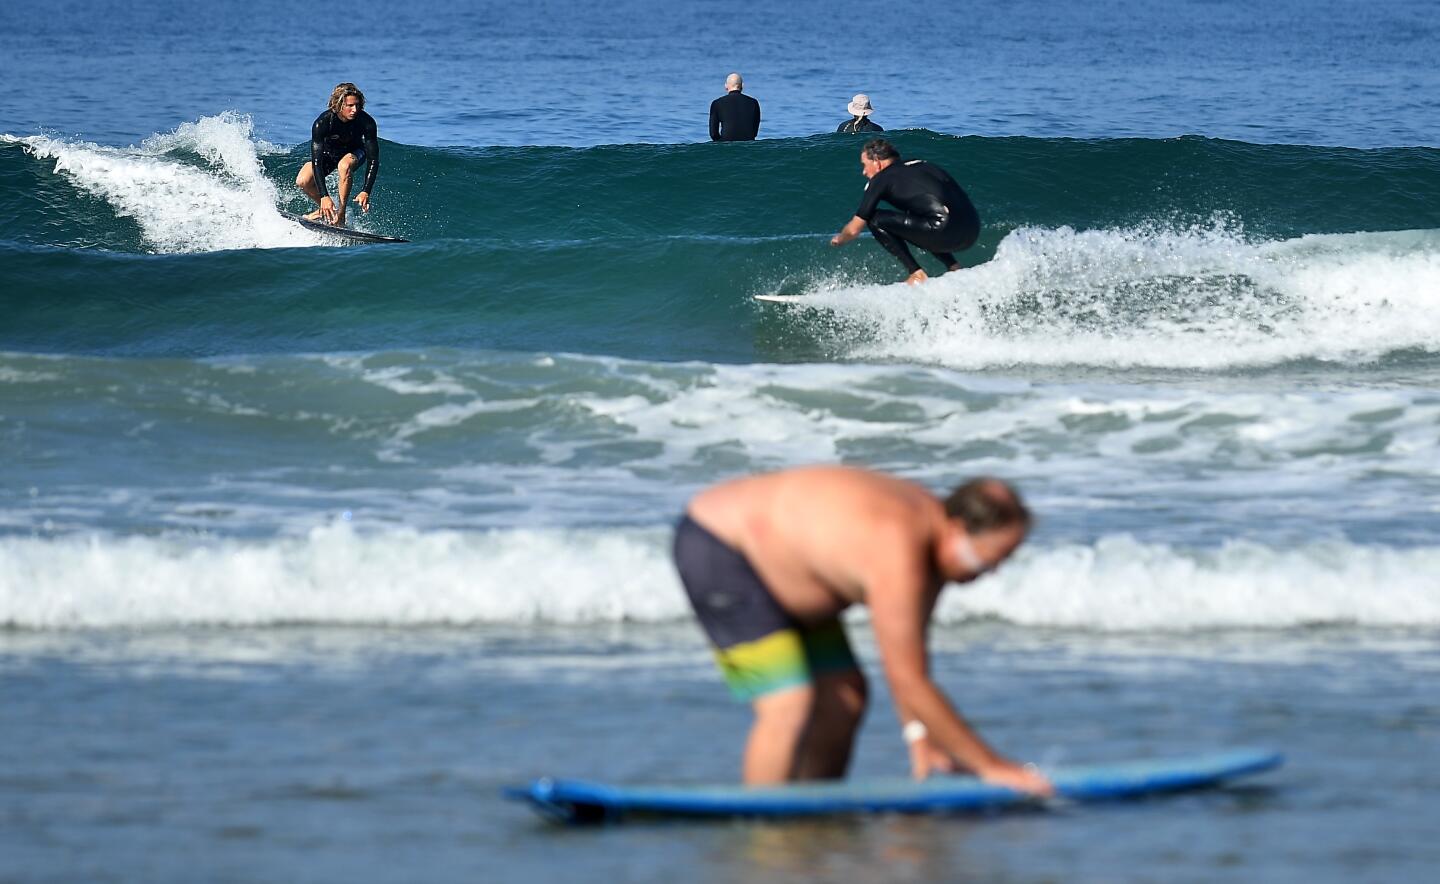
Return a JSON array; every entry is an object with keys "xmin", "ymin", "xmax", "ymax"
[{"xmin": 296, "ymin": 82, "xmax": 380, "ymax": 227}]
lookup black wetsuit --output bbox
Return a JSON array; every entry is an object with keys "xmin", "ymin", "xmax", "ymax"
[
  {"xmin": 310, "ymin": 109, "xmax": 379, "ymax": 199},
  {"xmin": 854, "ymin": 159, "xmax": 980, "ymax": 274},
  {"xmin": 709, "ymin": 92, "xmax": 761, "ymax": 141},
  {"xmin": 836, "ymin": 117, "xmax": 884, "ymax": 134}
]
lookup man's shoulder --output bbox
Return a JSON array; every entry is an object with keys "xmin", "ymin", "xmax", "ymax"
[
  {"xmin": 313, "ymin": 109, "xmax": 334, "ymax": 125},
  {"xmin": 893, "ymin": 159, "xmax": 934, "ymax": 178},
  {"xmin": 872, "ymin": 162, "xmax": 904, "ymax": 184}
]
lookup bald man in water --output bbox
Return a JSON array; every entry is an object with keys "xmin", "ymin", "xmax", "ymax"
[
  {"xmin": 672, "ymin": 466, "xmax": 1053, "ymax": 795},
  {"xmin": 708, "ymin": 72, "xmax": 761, "ymax": 141}
]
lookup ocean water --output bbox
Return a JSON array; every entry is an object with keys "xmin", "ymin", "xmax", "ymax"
[{"xmin": 3, "ymin": 0, "xmax": 1440, "ymax": 881}]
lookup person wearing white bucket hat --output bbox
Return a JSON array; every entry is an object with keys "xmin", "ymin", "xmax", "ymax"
[{"xmin": 837, "ymin": 94, "xmax": 884, "ymax": 134}]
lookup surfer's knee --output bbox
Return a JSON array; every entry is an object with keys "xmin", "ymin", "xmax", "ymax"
[{"xmin": 295, "ymin": 164, "xmax": 312, "ymax": 187}]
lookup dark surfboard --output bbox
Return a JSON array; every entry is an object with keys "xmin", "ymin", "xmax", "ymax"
[{"xmin": 279, "ymin": 211, "xmax": 408, "ymax": 244}]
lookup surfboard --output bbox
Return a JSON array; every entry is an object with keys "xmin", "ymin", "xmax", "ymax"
[
  {"xmin": 279, "ymin": 210, "xmax": 409, "ymax": 244},
  {"xmin": 504, "ymin": 748, "xmax": 1281, "ymax": 823}
]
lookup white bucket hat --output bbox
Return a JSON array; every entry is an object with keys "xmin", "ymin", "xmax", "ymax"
[{"xmin": 847, "ymin": 94, "xmax": 874, "ymax": 117}]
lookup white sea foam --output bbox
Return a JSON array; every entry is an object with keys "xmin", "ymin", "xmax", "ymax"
[
  {"xmin": 9, "ymin": 114, "xmax": 323, "ymax": 252},
  {"xmin": 7, "ymin": 350, "xmax": 1437, "ymax": 542},
  {"xmin": 379, "ymin": 355, "xmax": 1440, "ymax": 486},
  {"xmin": 794, "ymin": 224, "xmax": 1440, "ymax": 369},
  {"xmin": 2, "ymin": 526, "xmax": 1437, "ymax": 631}
]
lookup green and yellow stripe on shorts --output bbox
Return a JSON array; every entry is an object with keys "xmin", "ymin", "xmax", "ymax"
[{"xmin": 713, "ymin": 619, "xmax": 859, "ymax": 702}]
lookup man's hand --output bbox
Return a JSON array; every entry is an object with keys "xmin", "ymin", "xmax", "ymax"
[
  {"xmin": 319, "ymin": 196, "xmax": 337, "ymax": 224},
  {"xmin": 354, "ymin": 191, "xmax": 370, "ymax": 213},
  {"xmin": 977, "ymin": 759, "xmax": 1055, "ymax": 797}
]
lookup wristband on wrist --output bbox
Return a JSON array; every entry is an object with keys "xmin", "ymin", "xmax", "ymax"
[{"xmin": 902, "ymin": 720, "xmax": 928, "ymax": 744}]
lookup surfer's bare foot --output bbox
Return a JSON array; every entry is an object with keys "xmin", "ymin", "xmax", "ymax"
[
  {"xmin": 905, "ymin": 269, "xmax": 930, "ymax": 285},
  {"xmin": 302, "ymin": 209, "xmax": 324, "ymax": 221},
  {"xmin": 334, "ymin": 213, "xmax": 347, "ymax": 228}
]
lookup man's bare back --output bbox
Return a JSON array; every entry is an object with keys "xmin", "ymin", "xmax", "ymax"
[
  {"xmin": 676, "ymin": 465, "xmax": 1053, "ymax": 794},
  {"xmin": 687, "ymin": 466, "xmax": 946, "ymax": 620}
]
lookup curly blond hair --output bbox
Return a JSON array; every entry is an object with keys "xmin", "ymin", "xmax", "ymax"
[{"xmin": 328, "ymin": 83, "xmax": 366, "ymax": 115}]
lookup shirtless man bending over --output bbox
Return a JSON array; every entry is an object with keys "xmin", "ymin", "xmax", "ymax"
[{"xmin": 673, "ymin": 465, "xmax": 1052, "ymax": 795}]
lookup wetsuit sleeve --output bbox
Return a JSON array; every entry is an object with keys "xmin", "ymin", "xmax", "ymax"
[
  {"xmin": 361, "ymin": 114, "xmax": 379, "ymax": 194},
  {"xmin": 855, "ymin": 176, "xmax": 886, "ymax": 221},
  {"xmin": 709, "ymin": 99, "xmax": 721, "ymax": 141},
  {"xmin": 311, "ymin": 113, "xmax": 331, "ymax": 200}
]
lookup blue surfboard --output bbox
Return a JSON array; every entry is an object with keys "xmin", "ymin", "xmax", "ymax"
[{"xmin": 505, "ymin": 748, "xmax": 1281, "ymax": 823}]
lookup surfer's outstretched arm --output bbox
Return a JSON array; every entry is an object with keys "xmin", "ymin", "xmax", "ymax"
[
  {"xmin": 356, "ymin": 115, "xmax": 380, "ymax": 212},
  {"xmin": 308, "ymin": 114, "xmax": 337, "ymax": 223},
  {"xmin": 830, "ymin": 216, "xmax": 867, "ymax": 247}
]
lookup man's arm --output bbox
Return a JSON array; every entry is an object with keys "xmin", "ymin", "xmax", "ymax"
[
  {"xmin": 709, "ymin": 100, "xmax": 722, "ymax": 141},
  {"xmin": 360, "ymin": 114, "xmax": 380, "ymax": 196},
  {"xmin": 830, "ymin": 215, "xmax": 867, "ymax": 246},
  {"xmin": 311, "ymin": 114, "xmax": 331, "ymax": 201},
  {"xmin": 866, "ymin": 544, "xmax": 1053, "ymax": 795}
]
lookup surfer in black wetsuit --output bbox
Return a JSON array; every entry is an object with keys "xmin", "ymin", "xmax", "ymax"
[
  {"xmin": 830, "ymin": 138, "xmax": 980, "ymax": 285},
  {"xmin": 296, "ymin": 82, "xmax": 380, "ymax": 227},
  {"xmin": 709, "ymin": 73, "xmax": 761, "ymax": 142},
  {"xmin": 836, "ymin": 93, "xmax": 884, "ymax": 134}
]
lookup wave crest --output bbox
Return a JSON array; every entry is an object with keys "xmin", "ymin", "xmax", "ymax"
[{"xmin": 4, "ymin": 527, "xmax": 1436, "ymax": 631}]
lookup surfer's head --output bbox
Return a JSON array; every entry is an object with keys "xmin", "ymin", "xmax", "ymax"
[
  {"xmin": 941, "ymin": 478, "xmax": 1030, "ymax": 583},
  {"xmin": 329, "ymin": 83, "xmax": 366, "ymax": 120},
  {"xmin": 860, "ymin": 138, "xmax": 900, "ymax": 178}
]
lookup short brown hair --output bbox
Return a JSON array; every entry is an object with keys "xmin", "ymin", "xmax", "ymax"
[
  {"xmin": 328, "ymin": 83, "xmax": 366, "ymax": 115},
  {"xmin": 943, "ymin": 477, "xmax": 1031, "ymax": 534},
  {"xmin": 862, "ymin": 138, "xmax": 901, "ymax": 162}
]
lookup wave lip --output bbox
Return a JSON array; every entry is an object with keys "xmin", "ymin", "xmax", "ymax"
[
  {"xmin": 946, "ymin": 535, "xmax": 1440, "ymax": 630},
  {"xmin": 3, "ymin": 527, "xmax": 1437, "ymax": 632},
  {"xmin": 6, "ymin": 113, "xmax": 324, "ymax": 252}
]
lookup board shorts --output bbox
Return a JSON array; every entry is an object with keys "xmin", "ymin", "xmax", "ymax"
[
  {"xmin": 316, "ymin": 146, "xmax": 367, "ymax": 180},
  {"xmin": 673, "ymin": 514, "xmax": 859, "ymax": 701}
]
